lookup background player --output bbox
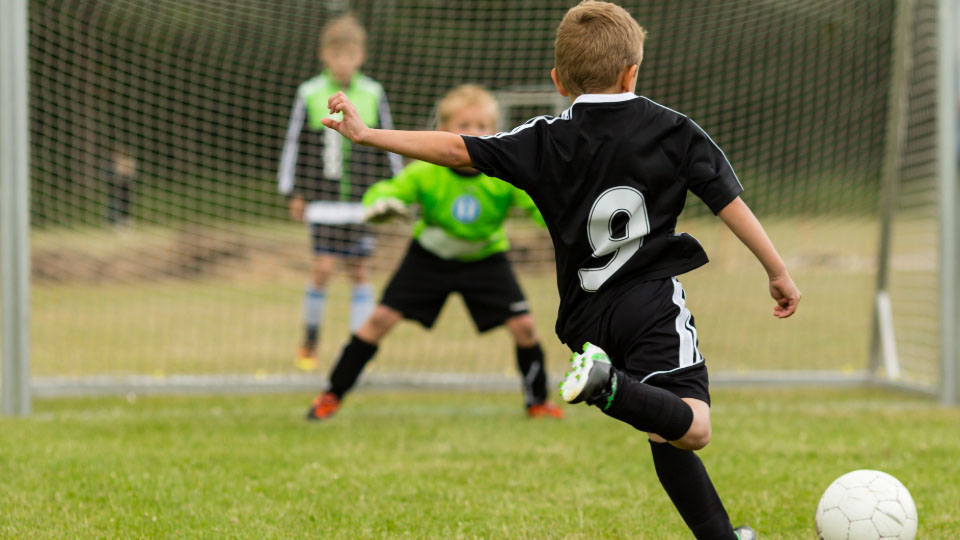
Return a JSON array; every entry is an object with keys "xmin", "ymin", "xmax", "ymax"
[
  {"xmin": 104, "ymin": 144, "xmax": 137, "ymax": 225},
  {"xmin": 277, "ymin": 13, "xmax": 403, "ymax": 371},
  {"xmin": 306, "ymin": 85, "xmax": 563, "ymax": 421},
  {"xmin": 314, "ymin": 2, "xmax": 801, "ymax": 538}
]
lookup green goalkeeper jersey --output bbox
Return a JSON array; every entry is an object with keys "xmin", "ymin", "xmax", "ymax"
[{"xmin": 362, "ymin": 161, "xmax": 544, "ymax": 261}]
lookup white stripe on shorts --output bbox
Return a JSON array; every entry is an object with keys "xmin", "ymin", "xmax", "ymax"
[{"xmin": 640, "ymin": 277, "xmax": 704, "ymax": 383}]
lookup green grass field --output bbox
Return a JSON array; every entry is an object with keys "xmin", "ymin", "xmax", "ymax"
[{"xmin": 1, "ymin": 388, "xmax": 958, "ymax": 539}]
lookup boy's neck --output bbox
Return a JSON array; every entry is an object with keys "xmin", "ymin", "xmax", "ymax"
[
  {"xmin": 566, "ymin": 71, "xmax": 638, "ymax": 102},
  {"xmin": 324, "ymin": 69, "xmax": 357, "ymax": 89}
]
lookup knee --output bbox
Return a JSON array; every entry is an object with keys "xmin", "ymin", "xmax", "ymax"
[
  {"xmin": 311, "ymin": 258, "xmax": 334, "ymax": 286},
  {"xmin": 679, "ymin": 424, "xmax": 712, "ymax": 451},
  {"xmin": 357, "ymin": 306, "xmax": 399, "ymax": 343},
  {"xmin": 367, "ymin": 308, "xmax": 393, "ymax": 331},
  {"xmin": 649, "ymin": 426, "xmax": 710, "ymax": 450},
  {"xmin": 507, "ymin": 315, "xmax": 538, "ymax": 347},
  {"xmin": 311, "ymin": 270, "xmax": 330, "ymax": 287},
  {"xmin": 672, "ymin": 398, "xmax": 712, "ymax": 450},
  {"xmin": 348, "ymin": 261, "xmax": 368, "ymax": 284}
]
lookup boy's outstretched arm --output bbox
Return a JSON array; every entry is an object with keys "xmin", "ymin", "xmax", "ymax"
[
  {"xmin": 321, "ymin": 91, "xmax": 473, "ymax": 168},
  {"xmin": 717, "ymin": 197, "xmax": 801, "ymax": 318}
]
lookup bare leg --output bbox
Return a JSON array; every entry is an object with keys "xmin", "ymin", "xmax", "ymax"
[
  {"xmin": 310, "ymin": 254, "xmax": 335, "ymax": 288},
  {"xmin": 505, "ymin": 313, "xmax": 539, "ymax": 347},
  {"xmin": 354, "ymin": 305, "xmax": 402, "ymax": 345}
]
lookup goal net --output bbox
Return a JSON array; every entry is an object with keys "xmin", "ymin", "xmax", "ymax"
[
  {"xmin": 873, "ymin": 0, "xmax": 951, "ymax": 398},
  {"xmin": 18, "ymin": 0, "xmax": 942, "ymax": 396}
]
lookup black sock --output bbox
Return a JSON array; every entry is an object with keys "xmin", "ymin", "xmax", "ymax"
[
  {"xmin": 650, "ymin": 441, "xmax": 737, "ymax": 540},
  {"xmin": 327, "ymin": 335, "xmax": 378, "ymax": 399},
  {"xmin": 304, "ymin": 326, "xmax": 319, "ymax": 348},
  {"xmin": 593, "ymin": 368, "xmax": 693, "ymax": 441},
  {"xmin": 516, "ymin": 343, "xmax": 547, "ymax": 406}
]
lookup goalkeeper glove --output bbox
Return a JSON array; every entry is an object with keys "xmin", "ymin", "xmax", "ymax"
[{"xmin": 364, "ymin": 198, "xmax": 411, "ymax": 223}]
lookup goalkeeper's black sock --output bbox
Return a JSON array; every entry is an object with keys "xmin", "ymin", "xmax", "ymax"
[
  {"xmin": 649, "ymin": 441, "xmax": 738, "ymax": 540},
  {"xmin": 516, "ymin": 343, "xmax": 547, "ymax": 406},
  {"xmin": 327, "ymin": 334, "xmax": 378, "ymax": 399},
  {"xmin": 594, "ymin": 368, "xmax": 693, "ymax": 441}
]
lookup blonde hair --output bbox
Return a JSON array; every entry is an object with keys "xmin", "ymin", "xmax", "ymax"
[
  {"xmin": 437, "ymin": 85, "xmax": 500, "ymax": 127},
  {"xmin": 319, "ymin": 13, "xmax": 366, "ymax": 52},
  {"xmin": 555, "ymin": 1, "xmax": 645, "ymax": 96}
]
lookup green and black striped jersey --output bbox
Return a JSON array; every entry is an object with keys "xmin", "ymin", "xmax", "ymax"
[{"xmin": 278, "ymin": 70, "xmax": 402, "ymax": 208}]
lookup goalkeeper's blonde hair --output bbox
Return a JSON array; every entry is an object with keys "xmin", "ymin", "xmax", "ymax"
[
  {"xmin": 555, "ymin": 1, "xmax": 646, "ymax": 96},
  {"xmin": 319, "ymin": 13, "xmax": 366, "ymax": 52},
  {"xmin": 437, "ymin": 85, "xmax": 500, "ymax": 128}
]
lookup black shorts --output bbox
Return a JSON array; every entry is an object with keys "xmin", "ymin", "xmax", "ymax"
[
  {"xmin": 380, "ymin": 240, "xmax": 530, "ymax": 332},
  {"xmin": 562, "ymin": 277, "xmax": 711, "ymax": 405},
  {"xmin": 310, "ymin": 223, "xmax": 374, "ymax": 257}
]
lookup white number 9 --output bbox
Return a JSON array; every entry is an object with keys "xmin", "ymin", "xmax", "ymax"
[{"xmin": 578, "ymin": 186, "xmax": 650, "ymax": 292}]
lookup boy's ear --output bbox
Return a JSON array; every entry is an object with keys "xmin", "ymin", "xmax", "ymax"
[
  {"xmin": 551, "ymin": 68, "xmax": 569, "ymax": 97},
  {"xmin": 620, "ymin": 64, "xmax": 639, "ymax": 92}
]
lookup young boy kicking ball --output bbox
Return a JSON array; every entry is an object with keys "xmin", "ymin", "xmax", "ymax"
[
  {"xmin": 318, "ymin": 2, "xmax": 801, "ymax": 538},
  {"xmin": 306, "ymin": 85, "xmax": 563, "ymax": 421}
]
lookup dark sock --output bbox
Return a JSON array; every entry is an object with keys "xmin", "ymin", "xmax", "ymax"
[
  {"xmin": 304, "ymin": 325, "xmax": 319, "ymax": 348},
  {"xmin": 516, "ymin": 343, "xmax": 547, "ymax": 406},
  {"xmin": 591, "ymin": 368, "xmax": 693, "ymax": 441},
  {"xmin": 327, "ymin": 335, "xmax": 378, "ymax": 399},
  {"xmin": 650, "ymin": 441, "xmax": 737, "ymax": 540}
]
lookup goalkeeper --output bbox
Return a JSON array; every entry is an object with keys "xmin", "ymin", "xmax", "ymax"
[{"xmin": 306, "ymin": 85, "xmax": 563, "ymax": 421}]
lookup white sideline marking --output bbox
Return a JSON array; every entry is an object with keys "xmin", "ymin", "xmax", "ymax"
[
  {"xmin": 715, "ymin": 399, "xmax": 936, "ymax": 415},
  {"xmin": 27, "ymin": 396, "xmax": 940, "ymax": 424}
]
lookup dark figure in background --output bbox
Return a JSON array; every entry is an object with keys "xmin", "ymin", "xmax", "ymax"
[{"xmin": 105, "ymin": 145, "xmax": 137, "ymax": 225}]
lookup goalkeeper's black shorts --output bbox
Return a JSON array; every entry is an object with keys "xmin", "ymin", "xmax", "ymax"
[{"xmin": 380, "ymin": 240, "xmax": 530, "ymax": 332}]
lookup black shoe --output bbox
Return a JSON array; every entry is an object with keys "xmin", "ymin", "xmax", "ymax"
[
  {"xmin": 733, "ymin": 526, "xmax": 757, "ymax": 540},
  {"xmin": 559, "ymin": 342, "xmax": 613, "ymax": 406}
]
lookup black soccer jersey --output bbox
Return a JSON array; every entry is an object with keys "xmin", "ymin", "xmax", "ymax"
[{"xmin": 462, "ymin": 92, "xmax": 743, "ymax": 342}]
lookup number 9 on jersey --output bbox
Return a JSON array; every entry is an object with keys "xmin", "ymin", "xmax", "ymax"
[{"xmin": 578, "ymin": 186, "xmax": 651, "ymax": 292}]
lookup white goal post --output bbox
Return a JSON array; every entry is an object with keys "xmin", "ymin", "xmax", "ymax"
[
  {"xmin": 1, "ymin": 0, "xmax": 31, "ymax": 416},
  {"xmin": 870, "ymin": 0, "xmax": 959, "ymax": 404},
  {"xmin": 935, "ymin": 0, "xmax": 960, "ymax": 405}
]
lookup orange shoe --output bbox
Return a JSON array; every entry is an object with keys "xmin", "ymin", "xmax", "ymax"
[
  {"xmin": 527, "ymin": 401, "xmax": 565, "ymax": 419},
  {"xmin": 306, "ymin": 392, "xmax": 340, "ymax": 421},
  {"xmin": 295, "ymin": 345, "xmax": 319, "ymax": 372}
]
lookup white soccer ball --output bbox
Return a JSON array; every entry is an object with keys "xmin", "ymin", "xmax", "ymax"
[{"xmin": 815, "ymin": 470, "xmax": 917, "ymax": 540}]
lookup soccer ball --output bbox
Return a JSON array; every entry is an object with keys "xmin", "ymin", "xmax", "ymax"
[{"xmin": 815, "ymin": 470, "xmax": 917, "ymax": 540}]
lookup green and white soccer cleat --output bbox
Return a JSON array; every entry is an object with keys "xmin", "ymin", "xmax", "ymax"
[
  {"xmin": 559, "ymin": 342, "xmax": 613, "ymax": 405},
  {"xmin": 733, "ymin": 526, "xmax": 757, "ymax": 540}
]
